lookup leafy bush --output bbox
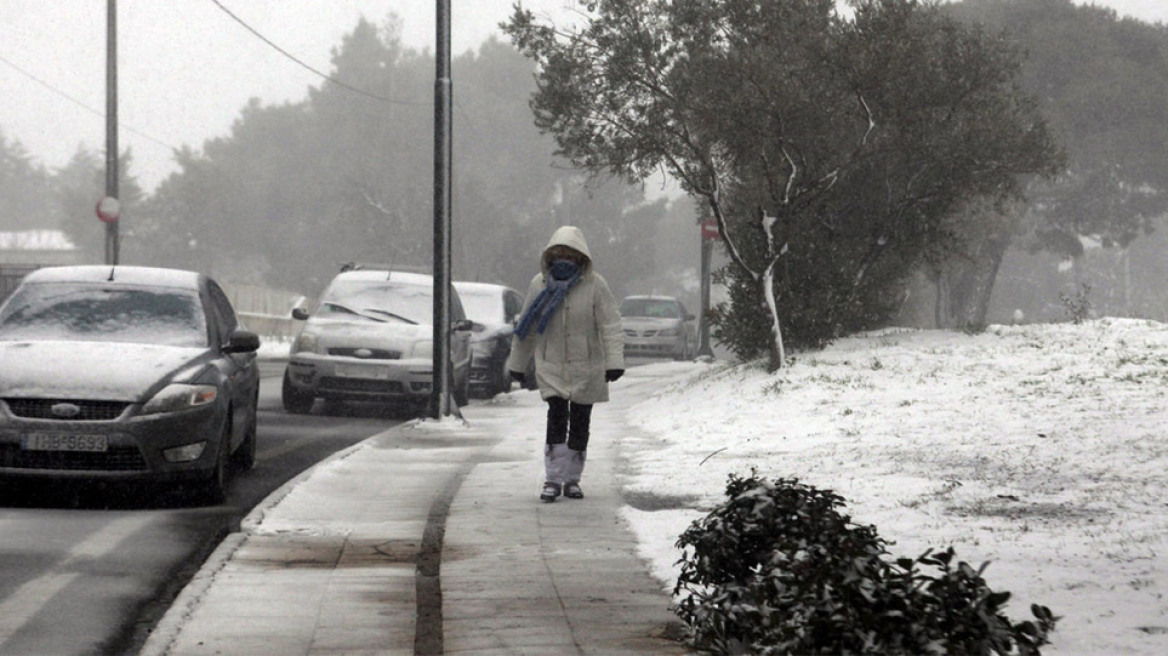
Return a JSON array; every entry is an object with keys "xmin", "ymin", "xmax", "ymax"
[
  {"xmin": 1059, "ymin": 283, "xmax": 1092, "ymax": 325},
  {"xmin": 674, "ymin": 473, "xmax": 1058, "ymax": 655}
]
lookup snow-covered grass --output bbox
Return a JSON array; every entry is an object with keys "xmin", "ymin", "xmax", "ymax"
[{"xmin": 618, "ymin": 318, "xmax": 1168, "ymax": 655}]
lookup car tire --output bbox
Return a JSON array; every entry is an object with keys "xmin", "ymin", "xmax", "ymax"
[
  {"xmin": 492, "ymin": 361, "xmax": 511, "ymax": 396},
  {"xmin": 232, "ymin": 395, "xmax": 258, "ymax": 471},
  {"xmin": 197, "ymin": 419, "xmax": 231, "ymax": 505},
  {"xmin": 282, "ymin": 370, "xmax": 314, "ymax": 414},
  {"xmin": 453, "ymin": 364, "xmax": 470, "ymax": 407}
]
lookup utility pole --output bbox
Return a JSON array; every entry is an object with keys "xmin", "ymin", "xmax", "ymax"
[
  {"xmin": 429, "ymin": 0, "xmax": 454, "ymax": 418},
  {"xmin": 104, "ymin": 0, "xmax": 119, "ymax": 265}
]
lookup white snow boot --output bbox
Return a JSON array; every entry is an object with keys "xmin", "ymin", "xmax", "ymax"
[
  {"xmin": 542, "ymin": 443, "xmax": 571, "ymax": 502},
  {"xmin": 563, "ymin": 449, "xmax": 586, "ymax": 498}
]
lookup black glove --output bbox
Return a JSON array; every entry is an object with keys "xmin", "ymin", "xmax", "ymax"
[
  {"xmin": 605, "ymin": 369, "xmax": 624, "ymax": 382},
  {"xmin": 510, "ymin": 370, "xmax": 525, "ymax": 385}
]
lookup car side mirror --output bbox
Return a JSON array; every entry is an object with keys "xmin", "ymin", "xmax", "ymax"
[
  {"xmin": 292, "ymin": 307, "xmax": 310, "ymax": 321},
  {"xmin": 685, "ymin": 312, "xmax": 696, "ymax": 321},
  {"xmin": 224, "ymin": 328, "xmax": 261, "ymax": 354},
  {"xmin": 452, "ymin": 319, "xmax": 474, "ymax": 333}
]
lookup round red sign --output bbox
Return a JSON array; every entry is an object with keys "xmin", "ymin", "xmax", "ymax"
[
  {"xmin": 701, "ymin": 219, "xmax": 720, "ymax": 240},
  {"xmin": 96, "ymin": 196, "xmax": 121, "ymax": 223}
]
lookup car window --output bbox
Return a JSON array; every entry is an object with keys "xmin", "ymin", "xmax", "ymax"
[
  {"xmin": 504, "ymin": 291, "xmax": 523, "ymax": 322},
  {"xmin": 0, "ymin": 283, "xmax": 209, "ymax": 347},
  {"xmin": 450, "ymin": 288, "xmax": 467, "ymax": 323},
  {"xmin": 206, "ymin": 281, "xmax": 239, "ymax": 346},
  {"xmin": 620, "ymin": 298, "xmax": 680, "ymax": 319},
  {"xmin": 459, "ymin": 290, "xmax": 505, "ymax": 324}
]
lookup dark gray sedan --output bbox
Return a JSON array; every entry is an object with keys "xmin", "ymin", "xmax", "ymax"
[{"xmin": 0, "ymin": 265, "xmax": 260, "ymax": 503}]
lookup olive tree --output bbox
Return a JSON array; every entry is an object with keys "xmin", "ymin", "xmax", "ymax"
[{"xmin": 505, "ymin": 0, "xmax": 1061, "ymax": 369}]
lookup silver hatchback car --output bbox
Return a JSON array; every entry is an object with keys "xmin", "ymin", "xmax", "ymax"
[
  {"xmin": 620, "ymin": 295, "xmax": 696, "ymax": 360},
  {"xmin": 282, "ymin": 269, "xmax": 473, "ymax": 414}
]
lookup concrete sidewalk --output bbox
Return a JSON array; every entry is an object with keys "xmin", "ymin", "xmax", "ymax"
[{"xmin": 141, "ymin": 372, "xmax": 691, "ymax": 655}]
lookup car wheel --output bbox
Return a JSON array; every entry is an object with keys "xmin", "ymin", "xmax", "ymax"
[
  {"xmin": 492, "ymin": 360, "xmax": 512, "ymax": 396},
  {"xmin": 453, "ymin": 364, "xmax": 470, "ymax": 407},
  {"xmin": 197, "ymin": 419, "xmax": 231, "ymax": 505},
  {"xmin": 282, "ymin": 370, "xmax": 314, "ymax": 414},
  {"xmin": 231, "ymin": 395, "xmax": 258, "ymax": 471}
]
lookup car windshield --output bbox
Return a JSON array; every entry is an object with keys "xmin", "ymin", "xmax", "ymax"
[
  {"xmin": 458, "ymin": 290, "xmax": 503, "ymax": 324},
  {"xmin": 0, "ymin": 283, "xmax": 208, "ymax": 347},
  {"xmin": 620, "ymin": 298, "xmax": 680, "ymax": 319},
  {"xmin": 318, "ymin": 280, "xmax": 432, "ymax": 324}
]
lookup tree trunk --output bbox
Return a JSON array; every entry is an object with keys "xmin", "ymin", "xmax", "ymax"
[
  {"xmin": 762, "ymin": 258, "xmax": 785, "ymax": 372},
  {"xmin": 937, "ymin": 233, "xmax": 1013, "ymax": 331}
]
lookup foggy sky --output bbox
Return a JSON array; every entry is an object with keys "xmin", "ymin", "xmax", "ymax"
[{"xmin": 0, "ymin": 0, "xmax": 1162, "ymax": 196}]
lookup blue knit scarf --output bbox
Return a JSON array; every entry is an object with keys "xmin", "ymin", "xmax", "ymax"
[{"xmin": 514, "ymin": 259, "xmax": 582, "ymax": 340}]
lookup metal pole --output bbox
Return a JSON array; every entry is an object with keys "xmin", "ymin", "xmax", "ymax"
[
  {"xmin": 698, "ymin": 232, "xmax": 714, "ymax": 357},
  {"xmin": 105, "ymin": 0, "xmax": 119, "ymax": 265},
  {"xmin": 429, "ymin": 0, "xmax": 453, "ymax": 418}
]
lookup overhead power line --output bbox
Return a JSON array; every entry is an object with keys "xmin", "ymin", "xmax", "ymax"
[
  {"xmin": 207, "ymin": 0, "xmax": 426, "ymax": 107},
  {"xmin": 0, "ymin": 52, "xmax": 177, "ymax": 152}
]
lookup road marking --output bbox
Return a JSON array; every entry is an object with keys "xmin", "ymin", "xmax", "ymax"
[
  {"xmin": 0, "ymin": 514, "xmax": 151, "ymax": 646},
  {"xmin": 258, "ymin": 438, "xmax": 312, "ymax": 462}
]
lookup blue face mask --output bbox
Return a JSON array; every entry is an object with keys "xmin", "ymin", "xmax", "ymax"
[{"xmin": 549, "ymin": 258, "xmax": 579, "ymax": 281}]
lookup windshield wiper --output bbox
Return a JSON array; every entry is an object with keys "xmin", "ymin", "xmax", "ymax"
[
  {"xmin": 364, "ymin": 309, "xmax": 418, "ymax": 324},
  {"xmin": 323, "ymin": 302, "xmax": 387, "ymax": 322}
]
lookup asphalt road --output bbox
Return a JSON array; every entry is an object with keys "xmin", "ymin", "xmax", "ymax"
[{"xmin": 0, "ymin": 365, "xmax": 405, "ymax": 655}]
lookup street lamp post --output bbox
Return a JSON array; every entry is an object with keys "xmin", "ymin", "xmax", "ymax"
[
  {"xmin": 105, "ymin": 0, "xmax": 119, "ymax": 265},
  {"xmin": 429, "ymin": 0, "xmax": 454, "ymax": 418}
]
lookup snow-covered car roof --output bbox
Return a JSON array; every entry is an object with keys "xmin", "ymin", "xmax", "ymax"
[
  {"xmin": 622, "ymin": 294, "xmax": 681, "ymax": 301},
  {"xmin": 21, "ymin": 265, "xmax": 203, "ymax": 290},
  {"xmin": 334, "ymin": 270, "xmax": 433, "ymax": 286},
  {"xmin": 453, "ymin": 281, "xmax": 512, "ymax": 296}
]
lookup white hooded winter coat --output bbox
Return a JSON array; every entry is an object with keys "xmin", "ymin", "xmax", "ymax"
[{"xmin": 506, "ymin": 226, "xmax": 625, "ymax": 404}]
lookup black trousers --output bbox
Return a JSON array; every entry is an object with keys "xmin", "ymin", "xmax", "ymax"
[{"xmin": 546, "ymin": 397, "xmax": 593, "ymax": 451}]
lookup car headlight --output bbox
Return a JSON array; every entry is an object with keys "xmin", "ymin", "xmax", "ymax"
[
  {"xmin": 142, "ymin": 384, "xmax": 218, "ymax": 415},
  {"xmin": 658, "ymin": 328, "xmax": 679, "ymax": 337},
  {"xmin": 292, "ymin": 331, "xmax": 320, "ymax": 354},
  {"xmin": 412, "ymin": 339, "xmax": 433, "ymax": 359}
]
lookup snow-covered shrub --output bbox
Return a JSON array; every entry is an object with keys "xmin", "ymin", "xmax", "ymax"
[
  {"xmin": 1058, "ymin": 283, "xmax": 1092, "ymax": 325},
  {"xmin": 673, "ymin": 472, "xmax": 1059, "ymax": 655}
]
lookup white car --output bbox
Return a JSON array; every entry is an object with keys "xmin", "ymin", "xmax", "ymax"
[
  {"xmin": 282, "ymin": 270, "xmax": 472, "ymax": 415},
  {"xmin": 620, "ymin": 295, "xmax": 696, "ymax": 360}
]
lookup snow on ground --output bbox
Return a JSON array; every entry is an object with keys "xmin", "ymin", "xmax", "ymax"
[
  {"xmin": 256, "ymin": 336, "xmax": 292, "ymax": 361},
  {"xmin": 617, "ymin": 318, "xmax": 1168, "ymax": 655}
]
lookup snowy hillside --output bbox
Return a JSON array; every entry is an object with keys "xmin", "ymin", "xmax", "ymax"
[{"xmin": 619, "ymin": 318, "xmax": 1168, "ymax": 655}]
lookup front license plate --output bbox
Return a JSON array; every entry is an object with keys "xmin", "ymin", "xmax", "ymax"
[
  {"xmin": 335, "ymin": 364, "xmax": 389, "ymax": 380},
  {"xmin": 22, "ymin": 433, "xmax": 109, "ymax": 453}
]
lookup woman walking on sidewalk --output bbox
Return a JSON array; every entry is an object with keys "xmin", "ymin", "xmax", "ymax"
[{"xmin": 507, "ymin": 226, "xmax": 625, "ymax": 503}]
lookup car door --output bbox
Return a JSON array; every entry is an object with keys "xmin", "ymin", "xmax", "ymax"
[
  {"xmin": 207, "ymin": 281, "xmax": 259, "ymax": 448},
  {"xmin": 448, "ymin": 288, "xmax": 472, "ymax": 380}
]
